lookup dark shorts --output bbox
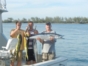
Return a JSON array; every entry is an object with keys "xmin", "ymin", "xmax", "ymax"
[{"xmin": 26, "ymin": 49, "xmax": 35, "ymax": 61}]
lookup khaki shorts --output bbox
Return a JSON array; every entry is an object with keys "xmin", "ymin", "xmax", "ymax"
[
  {"xmin": 10, "ymin": 50, "xmax": 22, "ymax": 62},
  {"xmin": 42, "ymin": 52, "xmax": 55, "ymax": 61}
]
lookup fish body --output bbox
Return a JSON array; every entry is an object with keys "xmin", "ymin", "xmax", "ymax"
[
  {"xmin": 15, "ymin": 34, "xmax": 22, "ymax": 60},
  {"xmin": 29, "ymin": 33, "xmax": 63, "ymax": 40}
]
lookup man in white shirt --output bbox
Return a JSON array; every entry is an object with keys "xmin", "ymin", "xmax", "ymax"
[{"xmin": 37, "ymin": 22, "xmax": 56, "ymax": 61}]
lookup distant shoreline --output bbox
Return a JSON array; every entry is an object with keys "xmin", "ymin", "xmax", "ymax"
[
  {"xmin": 2, "ymin": 17, "xmax": 88, "ymax": 24},
  {"xmin": 3, "ymin": 22, "xmax": 88, "ymax": 24}
]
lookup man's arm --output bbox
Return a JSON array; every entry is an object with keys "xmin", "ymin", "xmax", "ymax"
[
  {"xmin": 34, "ymin": 30, "xmax": 44, "ymax": 43},
  {"xmin": 50, "ymin": 36, "xmax": 56, "ymax": 43},
  {"xmin": 10, "ymin": 29, "xmax": 18, "ymax": 37},
  {"xmin": 49, "ymin": 31, "xmax": 56, "ymax": 43},
  {"xmin": 10, "ymin": 24, "xmax": 21, "ymax": 37},
  {"xmin": 34, "ymin": 29, "xmax": 38, "ymax": 34},
  {"xmin": 36, "ymin": 37, "xmax": 44, "ymax": 44}
]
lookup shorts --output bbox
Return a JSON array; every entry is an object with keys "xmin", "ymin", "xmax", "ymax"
[
  {"xmin": 42, "ymin": 52, "xmax": 55, "ymax": 61},
  {"xmin": 10, "ymin": 50, "xmax": 22, "ymax": 62},
  {"xmin": 26, "ymin": 49, "xmax": 35, "ymax": 61}
]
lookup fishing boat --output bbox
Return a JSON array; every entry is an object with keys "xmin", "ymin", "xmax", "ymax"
[{"xmin": 0, "ymin": 0, "xmax": 67, "ymax": 66}]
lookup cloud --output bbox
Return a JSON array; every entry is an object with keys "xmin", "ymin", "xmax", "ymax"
[{"xmin": 2, "ymin": 0, "xmax": 88, "ymax": 20}]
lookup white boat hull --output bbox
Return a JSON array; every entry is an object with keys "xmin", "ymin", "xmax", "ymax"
[
  {"xmin": 23, "ymin": 57, "xmax": 67, "ymax": 66},
  {"xmin": 0, "ymin": 57, "xmax": 67, "ymax": 66}
]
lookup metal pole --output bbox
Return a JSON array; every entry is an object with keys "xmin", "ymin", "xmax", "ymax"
[
  {"xmin": 0, "ymin": 12, "xmax": 2, "ymax": 33},
  {"xmin": 0, "ymin": 0, "xmax": 7, "ymax": 49}
]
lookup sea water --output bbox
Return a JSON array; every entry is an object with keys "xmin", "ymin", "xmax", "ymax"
[{"xmin": 3, "ymin": 23, "xmax": 88, "ymax": 66}]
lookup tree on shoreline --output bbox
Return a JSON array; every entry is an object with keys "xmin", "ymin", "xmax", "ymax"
[{"xmin": 3, "ymin": 17, "xmax": 88, "ymax": 24}]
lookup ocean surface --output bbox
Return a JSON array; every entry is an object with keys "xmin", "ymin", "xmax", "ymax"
[{"xmin": 3, "ymin": 23, "xmax": 88, "ymax": 66}]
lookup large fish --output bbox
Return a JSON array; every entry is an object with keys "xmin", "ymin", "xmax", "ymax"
[
  {"xmin": 29, "ymin": 33, "xmax": 64, "ymax": 40},
  {"xmin": 14, "ymin": 34, "xmax": 22, "ymax": 60}
]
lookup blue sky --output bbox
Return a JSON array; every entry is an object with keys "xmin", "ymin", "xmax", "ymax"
[{"xmin": 2, "ymin": 0, "xmax": 88, "ymax": 20}]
